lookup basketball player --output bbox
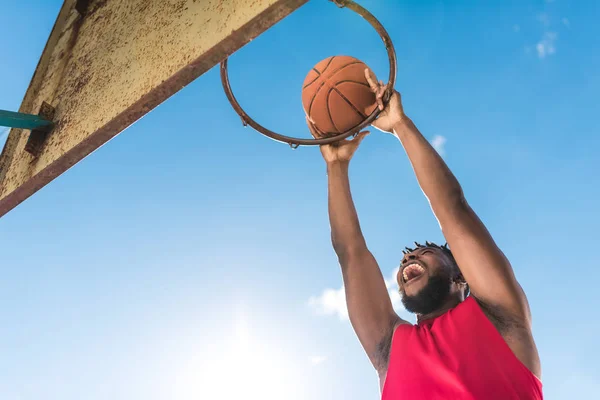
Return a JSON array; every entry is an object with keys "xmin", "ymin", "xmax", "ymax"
[{"xmin": 306, "ymin": 69, "xmax": 542, "ymax": 399}]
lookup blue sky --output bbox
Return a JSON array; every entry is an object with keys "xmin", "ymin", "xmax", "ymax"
[{"xmin": 1, "ymin": 0, "xmax": 599, "ymax": 399}]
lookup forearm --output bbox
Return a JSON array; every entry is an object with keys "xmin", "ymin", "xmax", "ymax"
[
  {"xmin": 393, "ymin": 118, "xmax": 465, "ymax": 214},
  {"xmin": 326, "ymin": 163, "xmax": 398, "ymax": 371},
  {"xmin": 326, "ymin": 161, "xmax": 367, "ymax": 257}
]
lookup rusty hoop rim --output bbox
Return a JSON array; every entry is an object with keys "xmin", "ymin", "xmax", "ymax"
[{"xmin": 220, "ymin": 0, "xmax": 397, "ymax": 147}]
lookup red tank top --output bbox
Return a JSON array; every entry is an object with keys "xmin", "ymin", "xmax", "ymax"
[{"xmin": 381, "ymin": 296, "xmax": 543, "ymax": 400}]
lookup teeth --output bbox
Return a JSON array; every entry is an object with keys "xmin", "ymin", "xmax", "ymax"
[{"xmin": 403, "ymin": 263, "xmax": 424, "ymax": 282}]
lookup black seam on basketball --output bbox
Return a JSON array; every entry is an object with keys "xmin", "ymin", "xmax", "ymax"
[
  {"xmin": 334, "ymin": 79, "xmax": 371, "ymax": 88},
  {"xmin": 307, "ymin": 81, "xmax": 326, "ymax": 119},
  {"xmin": 307, "ymin": 59, "xmax": 363, "ymax": 133},
  {"xmin": 324, "ymin": 61, "xmax": 363, "ymax": 82},
  {"xmin": 303, "ymin": 73, "xmax": 320, "ymax": 89},
  {"xmin": 303, "ymin": 59, "xmax": 334, "ymax": 90},
  {"xmin": 332, "ymin": 87, "xmax": 367, "ymax": 119},
  {"xmin": 319, "ymin": 56, "xmax": 336, "ymax": 74},
  {"xmin": 326, "ymin": 88, "xmax": 342, "ymax": 133},
  {"xmin": 308, "ymin": 61, "xmax": 365, "ymax": 112}
]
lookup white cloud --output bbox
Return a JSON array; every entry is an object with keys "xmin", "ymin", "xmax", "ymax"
[
  {"xmin": 385, "ymin": 267, "xmax": 403, "ymax": 311},
  {"xmin": 430, "ymin": 135, "xmax": 447, "ymax": 156},
  {"xmin": 308, "ymin": 267, "xmax": 412, "ymax": 322},
  {"xmin": 310, "ymin": 355, "xmax": 327, "ymax": 365},
  {"xmin": 523, "ymin": 10, "xmax": 567, "ymax": 59},
  {"xmin": 308, "ymin": 286, "xmax": 348, "ymax": 320},
  {"xmin": 536, "ymin": 31, "xmax": 558, "ymax": 58},
  {"xmin": 536, "ymin": 12, "xmax": 551, "ymax": 27}
]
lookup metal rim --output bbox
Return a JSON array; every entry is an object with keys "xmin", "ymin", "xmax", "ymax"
[{"xmin": 220, "ymin": 0, "xmax": 397, "ymax": 147}]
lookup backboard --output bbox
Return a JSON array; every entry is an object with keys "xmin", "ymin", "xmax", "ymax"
[{"xmin": 0, "ymin": 0, "xmax": 308, "ymax": 217}]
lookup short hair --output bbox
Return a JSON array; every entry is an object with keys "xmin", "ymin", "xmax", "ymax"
[{"xmin": 402, "ymin": 241, "xmax": 470, "ymax": 297}]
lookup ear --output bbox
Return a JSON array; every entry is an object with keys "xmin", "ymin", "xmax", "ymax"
[
  {"xmin": 452, "ymin": 267, "xmax": 467, "ymax": 285},
  {"xmin": 450, "ymin": 278, "xmax": 469, "ymax": 299}
]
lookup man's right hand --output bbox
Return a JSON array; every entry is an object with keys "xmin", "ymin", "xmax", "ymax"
[{"xmin": 307, "ymin": 117, "xmax": 370, "ymax": 165}]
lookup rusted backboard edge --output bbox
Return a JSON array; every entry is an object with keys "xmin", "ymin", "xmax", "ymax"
[
  {"xmin": 0, "ymin": 0, "xmax": 309, "ymax": 218},
  {"xmin": 0, "ymin": 0, "xmax": 76, "ymax": 187}
]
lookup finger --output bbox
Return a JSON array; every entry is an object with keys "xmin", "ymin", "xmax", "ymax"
[
  {"xmin": 307, "ymin": 115, "xmax": 320, "ymax": 127},
  {"xmin": 364, "ymin": 68, "xmax": 379, "ymax": 93},
  {"xmin": 353, "ymin": 130, "xmax": 370, "ymax": 144},
  {"xmin": 306, "ymin": 116, "xmax": 322, "ymax": 138},
  {"xmin": 376, "ymin": 88, "xmax": 385, "ymax": 110},
  {"xmin": 306, "ymin": 117, "xmax": 319, "ymax": 133},
  {"xmin": 375, "ymin": 84, "xmax": 387, "ymax": 110}
]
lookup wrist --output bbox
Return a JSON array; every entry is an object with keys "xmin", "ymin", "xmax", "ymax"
[
  {"xmin": 391, "ymin": 116, "xmax": 412, "ymax": 137},
  {"xmin": 326, "ymin": 160, "xmax": 349, "ymax": 172}
]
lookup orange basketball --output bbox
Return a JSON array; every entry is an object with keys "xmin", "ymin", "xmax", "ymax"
[{"xmin": 302, "ymin": 56, "xmax": 377, "ymax": 136}]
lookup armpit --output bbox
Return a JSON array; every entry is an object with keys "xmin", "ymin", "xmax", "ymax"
[
  {"xmin": 374, "ymin": 318, "xmax": 404, "ymax": 372},
  {"xmin": 474, "ymin": 296, "xmax": 526, "ymax": 335}
]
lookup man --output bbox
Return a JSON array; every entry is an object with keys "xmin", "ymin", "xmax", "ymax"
[{"xmin": 307, "ymin": 70, "xmax": 542, "ymax": 399}]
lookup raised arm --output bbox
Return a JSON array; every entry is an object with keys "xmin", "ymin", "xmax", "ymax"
[
  {"xmin": 365, "ymin": 70, "xmax": 531, "ymax": 322},
  {"xmin": 308, "ymin": 120, "xmax": 403, "ymax": 374}
]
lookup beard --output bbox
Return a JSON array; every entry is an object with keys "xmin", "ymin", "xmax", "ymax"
[{"xmin": 401, "ymin": 273, "xmax": 451, "ymax": 315}]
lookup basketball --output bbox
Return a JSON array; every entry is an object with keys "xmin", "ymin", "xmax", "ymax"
[{"xmin": 302, "ymin": 56, "xmax": 377, "ymax": 137}]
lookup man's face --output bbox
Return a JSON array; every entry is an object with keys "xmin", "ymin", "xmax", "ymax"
[{"xmin": 397, "ymin": 247, "xmax": 455, "ymax": 315}]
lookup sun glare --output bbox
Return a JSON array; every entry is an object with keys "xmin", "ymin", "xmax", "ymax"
[{"xmin": 190, "ymin": 315, "xmax": 306, "ymax": 400}]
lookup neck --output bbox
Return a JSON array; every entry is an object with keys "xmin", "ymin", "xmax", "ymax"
[{"xmin": 417, "ymin": 295, "xmax": 462, "ymax": 323}]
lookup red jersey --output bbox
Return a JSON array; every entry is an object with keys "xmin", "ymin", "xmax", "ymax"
[{"xmin": 381, "ymin": 296, "xmax": 542, "ymax": 400}]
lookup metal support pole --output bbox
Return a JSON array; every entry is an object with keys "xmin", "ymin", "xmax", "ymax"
[
  {"xmin": 0, "ymin": 109, "xmax": 54, "ymax": 130},
  {"xmin": 0, "ymin": 102, "xmax": 56, "ymax": 157}
]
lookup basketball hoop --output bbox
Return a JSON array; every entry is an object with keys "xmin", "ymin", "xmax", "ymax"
[{"xmin": 220, "ymin": 0, "xmax": 397, "ymax": 148}]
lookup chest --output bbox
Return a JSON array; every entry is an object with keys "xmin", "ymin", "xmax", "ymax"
[{"xmin": 380, "ymin": 300, "xmax": 542, "ymax": 400}]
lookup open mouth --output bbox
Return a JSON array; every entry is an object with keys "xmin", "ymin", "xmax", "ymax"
[{"xmin": 402, "ymin": 263, "xmax": 426, "ymax": 284}]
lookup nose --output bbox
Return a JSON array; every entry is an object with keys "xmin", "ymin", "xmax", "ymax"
[{"xmin": 402, "ymin": 254, "xmax": 417, "ymax": 264}]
